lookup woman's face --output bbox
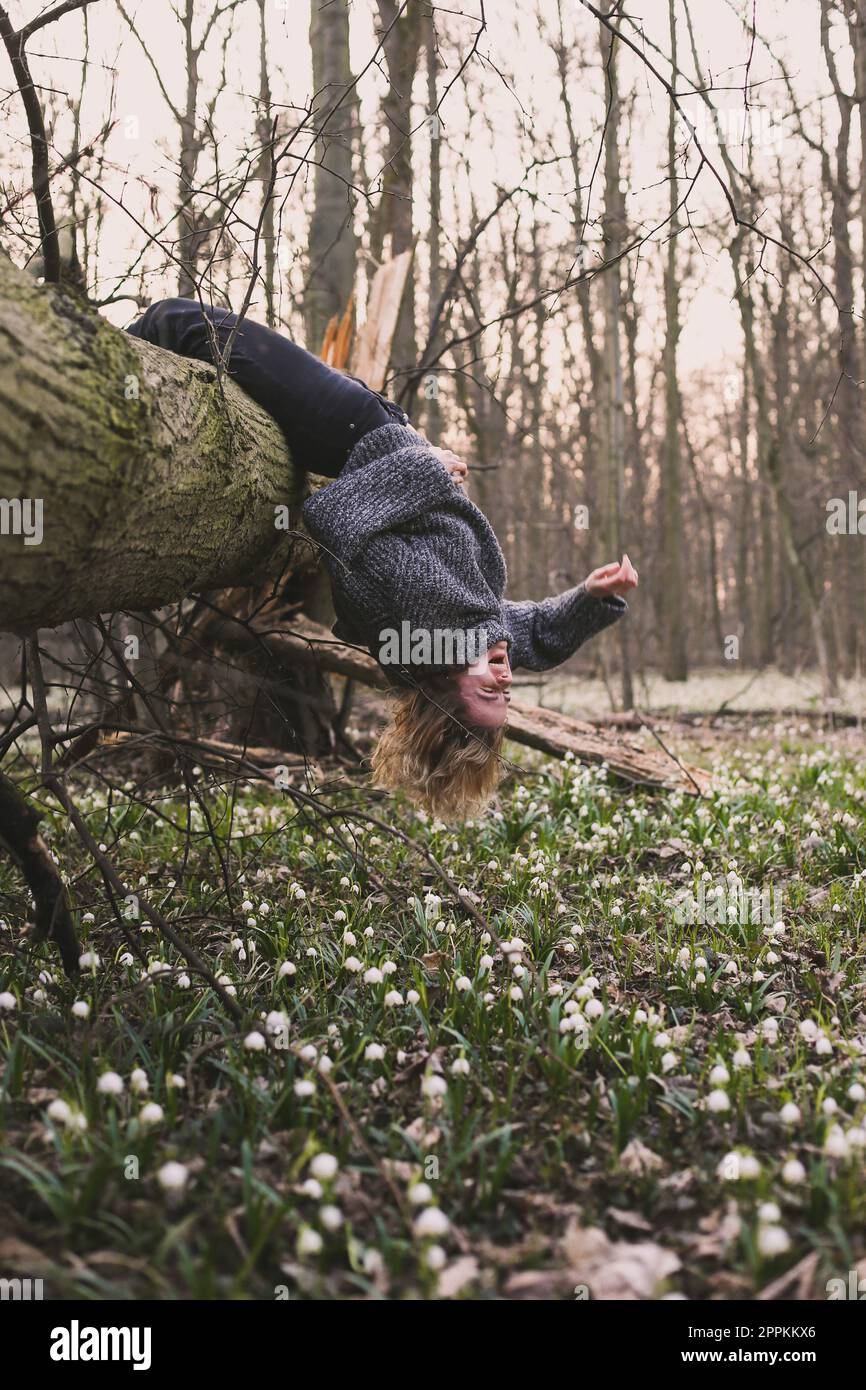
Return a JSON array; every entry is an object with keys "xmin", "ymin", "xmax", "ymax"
[{"xmin": 454, "ymin": 640, "xmax": 513, "ymax": 728}]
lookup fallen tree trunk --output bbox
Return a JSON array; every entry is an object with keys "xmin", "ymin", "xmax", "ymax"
[{"xmin": 0, "ymin": 253, "xmax": 309, "ymax": 633}]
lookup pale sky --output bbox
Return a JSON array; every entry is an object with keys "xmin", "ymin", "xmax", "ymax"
[{"xmin": 0, "ymin": 0, "xmax": 843, "ymax": 386}]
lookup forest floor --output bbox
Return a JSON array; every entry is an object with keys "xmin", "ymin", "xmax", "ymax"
[{"xmin": 0, "ymin": 712, "xmax": 864, "ymax": 1300}]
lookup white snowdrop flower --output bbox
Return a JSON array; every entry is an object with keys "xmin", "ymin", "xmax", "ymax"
[
  {"xmin": 71, "ymin": 1000, "xmax": 90, "ymax": 1020},
  {"xmin": 147, "ymin": 960, "xmax": 171, "ymax": 977},
  {"xmin": 118, "ymin": 953, "xmax": 134, "ymax": 967},
  {"xmin": 157, "ymin": 1161, "xmax": 189, "ymax": 1193},
  {"xmin": 480, "ymin": 932, "xmax": 491, "ymax": 946},
  {"xmin": 0, "ymin": 991, "xmax": 17, "ymax": 1011},
  {"xmin": 82, "ymin": 912, "xmax": 95, "ymax": 925},
  {"xmin": 634, "ymin": 1009, "xmax": 648, "ymax": 1024},
  {"xmin": 68, "ymin": 1112, "xmax": 88, "ymax": 1134},
  {"xmin": 846, "ymin": 1127, "xmax": 866, "ymax": 1148},
  {"xmin": 422, "ymin": 1074, "xmax": 448, "ymax": 1099},
  {"xmin": 694, "ymin": 956, "xmax": 708, "ymax": 970},
  {"xmin": 824, "ymin": 1128, "xmax": 849, "ymax": 1159},
  {"xmin": 739, "ymin": 1153, "xmax": 761, "ymax": 1180},
  {"xmin": 584, "ymin": 998, "xmax": 604, "ymax": 1020},
  {"xmin": 301, "ymin": 1178, "xmax": 323, "ymax": 1199},
  {"xmin": 425, "ymin": 1244, "xmax": 447, "ymax": 1271},
  {"xmin": 407, "ymin": 989, "xmax": 420, "ymax": 1005},
  {"xmin": 781, "ymin": 1158, "xmax": 807, "ymax": 1185},
  {"xmin": 47, "ymin": 1098, "xmax": 73, "ymax": 1125},
  {"xmin": 168, "ymin": 1074, "xmax": 185, "ymax": 1089},
  {"xmin": 298, "ymin": 1227, "xmax": 323, "ymax": 1257},
  {"xmin": 414, "ymin": 1207, "xmax": 450, "ymax": 1238},
  {"xmin": 241, "ymin": 899, "xmax": 254, "ymax": 912},
  {"xmin": 822, "ymin": 1098, "xmax": 838, "ymax": 1116},
  {"xmin": 548, "ymin": 982, "xmax": 563, "ymax": 997},
  {"xmin": 362, "ymin": 1248, "xmax": 383, "ymax": 1276},
  {"xmin": 364, "ymin": 967, "xmax": 384, "ymax": 985},
  {"xmin": 732, "ymin": 1048, "xmax": 751, "ymax": 1069},
  {"xmin": 294, "ymin": 1079, "xmax": 316, "ymax": 1098},
  {"xmin": 584, "ymin": 976, "xmax": 599, "ymax": 991},
  {"xmin": 653, "ymin": 1032, "xmax": 671, "ymax": 1049},
  {"xmin": 383, "ymin": 990, "xmax": 403, "ymax": 1008},
  {"xmin": 382, "ymin": 960, "xmax": 397, "ymax": 975},
  {"xmin": 32, "ymin": 989, "xmax": 46, "ymax": 1004},
  {"xmin": 127, "ymin": 1061, "xmax": 148, "ymax": 1095},
  {"xmin": 320, "ymin": 1205, "xmax": 343, "ymax": 1232},
  {"xmin": 758, "ymin": 1201, "xmax": 781, "ymax": 1224},
  {"xmin": 263, "ymin": 1011, "xmax": 286, "ymax": 1038},
  {"xmin": 762, "ymin": 1019, "xmax": 779, "ymax": 1042},
  {"xmin": 78, "ymin": 951, "xmax": 100, "ymax": 970},
  {"xmin": 707, "ymin": 1089, "xmax": 730, "ymax": 1113},
  {"xmin": 176, "ymin": 973, "xmax": 191, "ymax": 989},
  {"xmin": 344, "ymin": 956, "xmax": 363, "ymax": 973},
  {"xmin": 310, "ymin": 1153, "xmax": 339, "ymax": 1181},
  {"xmin": 365, "ymin": 1043, "xmax": 385, "ymax": 1062},
  {"xmin": 278, "ymin": 961, "xmax": 296, "ymax": 979},
  {"xmin": 451, "ymin": 1057, "xmax": 470, "ymax": 1076},
  {"xmin": 246, "ymin": 918, "xmax": 257, "ymax": 929},
  {"xmin": 847, "ymin": 1082, "xmax": 866, "ymax": 1103},
  {"xmin": 455, "ymin": 976, "xmax": 472, "ymax": 993},
  {"xmin": 661, "ymin": 1051, "xmax": 678, "ymax": 1074},
  {"xmin": 799, "ymin": 1019, "xmax": 818, "ymax": 1042},
  {"xmin": 97, "ymin": 1071, "xmax": 124, "ymax": 1097},
  {"xmin": 758, "ymin": 1225, "xmax": 791, "ymax": 1258},
  {"xmin": 297, "ymin": 1044, "xmax": 317, "ymax": 1065},
  {"xmin": 765, "ymin": 950, "xmax": 779, "ymax": 965},
  {"xmin": 483, "ymin": 992, "xmax": 496, "ymax": 1005},
  {"xmin": 479, "ymin": 955, "xmax": 494, "ymax": 972},
  {"xmin": 512, "ymin": 963, "xmax": 526, "ymax": 979},
  {"xmin": 564, "ymin": 1001, "xmax": 580, "ymax": 1016},
  {"xmin": 140, "ymin": 1102, "xmax": 164, "ymax": 1126},
  {"xmin": 317, "ymin": 1055, "xmax": 333, "ymax": 1075},
  {"xmin": 815, "ymin": 1035, "xmax": 833, "ymax": 1056},
  {"xmin": 723, "ymin": 959, "xmax": 738, "ymax": 975},
  {"xmin": 244, "ymin": 1030, "xmax": 267, "ymax": 1052},
  {"xmin": 709, "ymin": 1064, "xmax": 730, "ymax": 1086},
  {"xmin": 509, "ymin": 985, "xmax": 524, "ymax": 1002},
  {"xmin": 501, "ymin": 937, "xmax": 526, "ymax": 956},
  {"xmin": 231, "ymin": 937, "xmax": 244, "ymax": 952},
  {"xmin": 304, "ymin": 948, "xmax": 317, "ymax": 959},
  {"xmin": 409, "ymin": 1181, "xmax": 434, "ymax": 1206},
  {"xmin": 342, "ymin": 931, "xmax": 356, "ymax": 947},
  {"xmin": 363, "ymin": 926, "xmax": 374, "ymax": 938}
]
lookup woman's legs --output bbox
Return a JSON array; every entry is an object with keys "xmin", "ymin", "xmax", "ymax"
[{"xmin": 126, "ymin": 298, "xmax": 406, "ymax": 477}]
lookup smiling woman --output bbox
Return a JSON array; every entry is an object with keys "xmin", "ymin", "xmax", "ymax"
[{"xmin": 127, "ymin": 297, "xmax": 637, "ymax": 818}]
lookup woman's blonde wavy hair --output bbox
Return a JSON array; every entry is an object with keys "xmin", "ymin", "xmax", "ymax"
[{"xmin": 371, "ymin": 672, "xmax": 505, "ymax": 819}]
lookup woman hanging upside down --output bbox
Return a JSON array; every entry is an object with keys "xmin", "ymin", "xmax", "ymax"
[{"xmin": 128, "ymin": 298, "xmax": 638, "ymax": 818}]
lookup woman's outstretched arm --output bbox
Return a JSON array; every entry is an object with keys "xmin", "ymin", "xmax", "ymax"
[{"xmin": 503, "ymin": 554, "xmax": 638, "ymax": 672}]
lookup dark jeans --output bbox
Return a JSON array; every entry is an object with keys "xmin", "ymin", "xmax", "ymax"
[{"xmin": 126, "ymin": 298, "xmax": 409, "ymax": 478}]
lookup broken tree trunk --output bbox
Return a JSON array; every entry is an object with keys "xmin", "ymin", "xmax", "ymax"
[
  {"xmin": 0, "ymin": 252, "xmax": 308, "ymax": 634},
  {"xmin": 220, "ymin": 615, "xmax": 714, "ymax": 795}
]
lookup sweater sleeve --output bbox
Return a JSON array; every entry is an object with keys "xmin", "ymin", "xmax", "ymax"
[
  {"xmin": 503, "ymin": 583, "xmax": 627, "ymax": 672},
  {"xmin": 301, "ymin": 423, "xmax": 457, "ymax": 562}
]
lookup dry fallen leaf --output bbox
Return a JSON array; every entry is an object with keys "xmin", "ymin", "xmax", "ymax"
[
  {"xmin": 437, "ymin": 1255, "xmax": 479, "ymax": 1298},
  {"xmin": 619, "ymin": 1137, "xmax": 665, "ymax": 1175},
  {"xmin": 562, "ymin": 1220, "xmax": 681, "ymax": 1300}
]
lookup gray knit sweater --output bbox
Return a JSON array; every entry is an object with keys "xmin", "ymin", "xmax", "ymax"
[{"xmin": 301, "ymin": 423, "xmax": 627, "ymax": 672}]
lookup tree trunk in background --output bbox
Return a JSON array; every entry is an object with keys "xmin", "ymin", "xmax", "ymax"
[
  {"xmin": 424, "ymin": 6, "xmax": 442, "ymax": 440},
  {"xmin": 305, "ymin": 0, "xmax": 358, "ymax": 355},
  {"xmin": 599, "ymin": 8, "xmax": 633, "ymax": 710},
  {"xmin": 255, "ymin": 0, "xmax": 277, "ymax": 327},
  {"xmin": 371, "ymin": 0, "xmax": 423, "ymax": 380},
  {"xmin": 0, "ymin": 253, "xmax": 306, "ymax": 633},
  {"xmin": 177, "ymin": 0, "xmax": 205, "ymax": 298},
  {"xmin": 822, "ymin": 0, "xmax": 864, "ymax": 679},
  {"xmin": 660, "ymin": 0, "xmax": 687, "ymax": 681}
]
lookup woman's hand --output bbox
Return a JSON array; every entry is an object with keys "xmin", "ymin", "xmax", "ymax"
[
  {"xmin": 429, "ymin": 445, "xmax": 468, "ymax": 490},
  {"xmin": 585, "ymin": 554, "xmax": 639, "ymax": 599}
]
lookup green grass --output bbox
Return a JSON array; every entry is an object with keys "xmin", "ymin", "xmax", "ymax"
[{"xmin": 0, "ymin": 730, "xmax": 864, "ymax": 1300}]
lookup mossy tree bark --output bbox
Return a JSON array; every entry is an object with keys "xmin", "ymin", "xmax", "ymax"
[{"xmin": 0, "ymin": 252, "xmax": 309, "ymax": 634}]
